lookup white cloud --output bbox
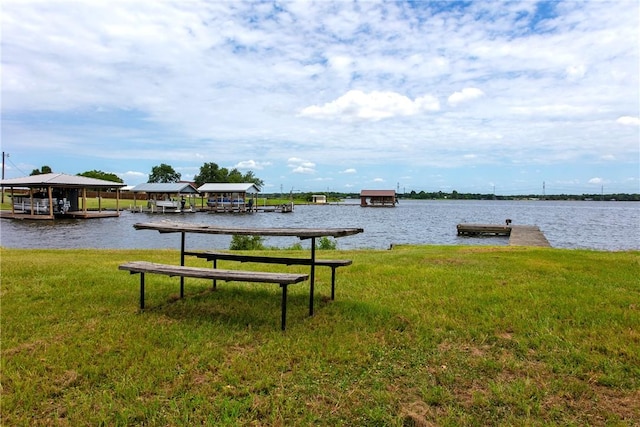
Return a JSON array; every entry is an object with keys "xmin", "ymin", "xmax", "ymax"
[
  {"xmin": 288, "ymin": 157, "xmax": 315, "ymax": 174},
  {"xmin": 341, "ymin": 168, "xmax": 357, "ymax": 174},
  {"xmin": 373, "ymin": 178, "xmax": 385, "ymax": 182},
  {"xmin": 234, "ymin": 160, "xmax": 271, "ymax": 170},
  {"xmin": 292, "ymin": 166, "xmax": 315, "ymax": 174},
  {"xmin": 299, "ymin": 90, "xmax": 440, "ymax": 122},
  {"xmin": 616, "ymin": 116, "xmax": 640, "ymax": 126},
  {"xmin": 447, "ymin": 88, "xmax": 485, "ymax": 107},
  {"xmin": 566, "ymin": 64, "xmax": 586, "ymax": 80},
  {"xmin": 588, "ymin": 177, "xmax": 604, "ymax": 185},
  {"xmin": 119, "ymin": 170, "xmax": 146, "ymax": 184}
]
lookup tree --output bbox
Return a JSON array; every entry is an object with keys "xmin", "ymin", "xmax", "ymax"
[
  {"xmin": 77, "ymin": 170, "xmax": 123, "ymax": 183},
  {"xmin": 193, "ymin": 162, "xmax": 264, "ymax": 189},
  {"xmin": 241, "ymin": 170, "xmax": 263, "ymax": 188},
  {"xmin": 30, "ymin": 165, "xmax": 52, "ymax": 175},
  {"xmin": 148, "ymin": 163, "xmax": 181, "ymax": 183},
  {"xmin": 194, "ymin": 162, "xmax": 225, "ymax": 187}
]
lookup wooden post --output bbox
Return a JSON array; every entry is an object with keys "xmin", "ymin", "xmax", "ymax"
[
  {"xmin": 47, "ymin": 186, "xmax": 54, "ymax": 219},
  {"xmin": 116, "ymin": 188, "xmax": 120, "ymax": 214}
]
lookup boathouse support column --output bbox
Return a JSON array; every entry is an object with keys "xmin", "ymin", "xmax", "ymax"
[
  {"xmin": 29, "ymin": 188, "xmax": 34, "ymax": 214},
  {"xmin": 82, "ymin": 188, "xmax": 87, "ymax": 213},
  {"xmin": 47, "ymin": 186, "xmax": 54, "ymax": 219}
]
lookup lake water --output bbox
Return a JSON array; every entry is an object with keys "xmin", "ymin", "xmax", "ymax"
[{"xmin": 1, "ymin": 200, "xmax": 638, "ymax": 251}]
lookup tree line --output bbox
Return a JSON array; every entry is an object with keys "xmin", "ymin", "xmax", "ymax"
[{"xmin": 29, "ymin": 162, "xmax": 264, "ymax": 190}]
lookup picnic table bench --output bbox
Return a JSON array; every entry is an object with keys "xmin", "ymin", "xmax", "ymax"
[
  {"xmin": 183, "ymin": 250, "xmax": 352, "ymax": 299},
  {"xmin": 119, "ymin": 261, "xmax": 309, "ymax": 330}
]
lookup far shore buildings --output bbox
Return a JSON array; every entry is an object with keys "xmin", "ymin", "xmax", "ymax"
[
  {"xmin": 311, "ymin": 194, "xmax": 327, "ymax": 204},
  {"xmin": 360, "ymin": 190, "xmax": 397, "ymax": 207}
]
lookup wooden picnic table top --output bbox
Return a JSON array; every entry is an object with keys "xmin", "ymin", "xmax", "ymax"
[{"xmin": 133, "ymin": 221, "xmax": 363, "ymax": 239}]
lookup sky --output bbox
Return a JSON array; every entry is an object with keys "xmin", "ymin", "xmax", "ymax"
[{"xmin": 1, "ymin": 0, "xmax": 639, "ymax": 195}]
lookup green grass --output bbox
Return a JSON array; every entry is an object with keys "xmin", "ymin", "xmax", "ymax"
[{"xmin": 2, "ymin": 246, "xmax": 639, "ymax": 425}]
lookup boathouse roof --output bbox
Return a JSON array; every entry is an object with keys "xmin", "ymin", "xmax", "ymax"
[
  {"xmin": 360, "ymin": 189, "xmax": 396, "ymax": 197},
  {"xmin": 0, "ymin": 173, "xmax": 126, "ymax": 189},
  {"xmin": 197, "ymin": 183, "xmax": 260, "ymax": 194},
  {"xmin": 130, "ymin": 183, "xmax": 199, "ymax": 194}
]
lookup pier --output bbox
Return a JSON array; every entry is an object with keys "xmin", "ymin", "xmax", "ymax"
[
  {"xmin": 508, "ymin": 225, "xmax": 550, "ymax": 247},
  {"xmin": 457, "ymin": 223, "xmax": 551, "ymax": 247}
]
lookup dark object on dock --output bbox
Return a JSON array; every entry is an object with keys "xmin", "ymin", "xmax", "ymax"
[{"xmin": 457, "ymin": 222, "xmax": 551, "ymax": 247}]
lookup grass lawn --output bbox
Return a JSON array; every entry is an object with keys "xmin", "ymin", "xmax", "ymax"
[{"xmin": 1, "ymin": 246, "xmax": 638, "ymax": 425}]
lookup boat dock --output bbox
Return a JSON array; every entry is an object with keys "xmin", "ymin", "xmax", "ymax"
[{"xmin": 457, "ymin": 223, "xmax": 551, "ymax": 247}]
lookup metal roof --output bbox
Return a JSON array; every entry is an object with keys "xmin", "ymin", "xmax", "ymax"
[
  {"xmin": 360, "ymin": 190, "xmax": 396, "ymax": 197},
  {"xmin": 129, "ymin": 183, "xmax": 199, "ymax": 194},
  {"xmin": 0, "ymin": 173, "xmax": 126, "ymax": 188},
  {"xmin": 197, "ymin": 183, "xmax": 260, "ymax": 194}
]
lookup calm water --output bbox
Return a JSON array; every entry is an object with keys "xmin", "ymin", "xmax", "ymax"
[{"xmin": 1, "ymin": 200, "xmax": 638, "ymax": 251}]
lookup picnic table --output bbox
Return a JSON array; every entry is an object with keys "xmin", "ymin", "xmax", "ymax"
[{"xmin": 125, "ymin": 221, "xmax": 363, "ymax": 328}]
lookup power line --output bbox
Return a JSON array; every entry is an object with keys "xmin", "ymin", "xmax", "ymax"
[{"xmin": 6, "ymin": 155, "xmax": 28, "ymax": 176}]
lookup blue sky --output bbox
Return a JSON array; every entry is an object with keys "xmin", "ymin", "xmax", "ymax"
[{"xmin": 2, "ymin": 0, "xmax": 638, "ymax": 195}]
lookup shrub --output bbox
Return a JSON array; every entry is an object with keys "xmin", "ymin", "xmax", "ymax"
[
  {"xmin": 229, "ymin": 235, "xmax": 265, "ymax": 250},
  {"xmin": 317, "ymin": 236, "xmax": 337, "ymax": 250}
]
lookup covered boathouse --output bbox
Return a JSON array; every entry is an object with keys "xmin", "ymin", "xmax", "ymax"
[
  {"xmin": 197, "ymin": 183, "xmax": 260, "ymax": 213},
  {"xmin": 360, "ymin": 190, "xmax": 397, "ymax": 207},
  {"xmin": 0, "ymin": 173, "xmax": 126, "ymax": 219},
  {"xmin": 128, "ymin": 182, "xmax": 199, "ymax": 213}
]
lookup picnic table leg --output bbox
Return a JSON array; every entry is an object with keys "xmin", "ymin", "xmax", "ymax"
[
  {"xmin": 330, "ymin": 267, "xmax": 336, "ymax": 300},
  {"xmin": 212, "ymin": 259, "xmax": 217, "ymax": 290},
  {"xmin": 180, "ymin": 231, "xmax": 185, "ymax": 299},
  {"xmin": 139, "ymin": 273, "xmax": 145, "ymax": 310},
  {"xmin": 281, "ymin": 284, "xmax": 288, "ymax": 330},
  {"xmin": 309, "ymin": 237, "xmax": 316, "ymax": 317}
]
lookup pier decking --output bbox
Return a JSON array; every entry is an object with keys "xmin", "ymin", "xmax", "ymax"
[
  {"xmin": 508, "ymin": 225, "xmax": 550, "ymax": 247},
  {"xmin": 457, "ymin": 223, "xmax": 551, "ymax": 247}
]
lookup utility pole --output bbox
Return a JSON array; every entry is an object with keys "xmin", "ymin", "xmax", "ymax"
[
  {"xmin": 1, "ymin": 151, "xmax": 6, "ymax": 204},
  {"xmin": 543, "ymin": 181, "xmax": 545, "ymax": 200}
]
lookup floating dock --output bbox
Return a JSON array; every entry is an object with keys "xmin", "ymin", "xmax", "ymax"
[{"xmin": 457, "ymin": 223, "xmax": 551, "ymax": 247}]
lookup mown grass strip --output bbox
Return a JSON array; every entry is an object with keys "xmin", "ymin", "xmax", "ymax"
[{"xmin": 1, "ymin": 246, "xmax": 638, "ymax": 425}]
